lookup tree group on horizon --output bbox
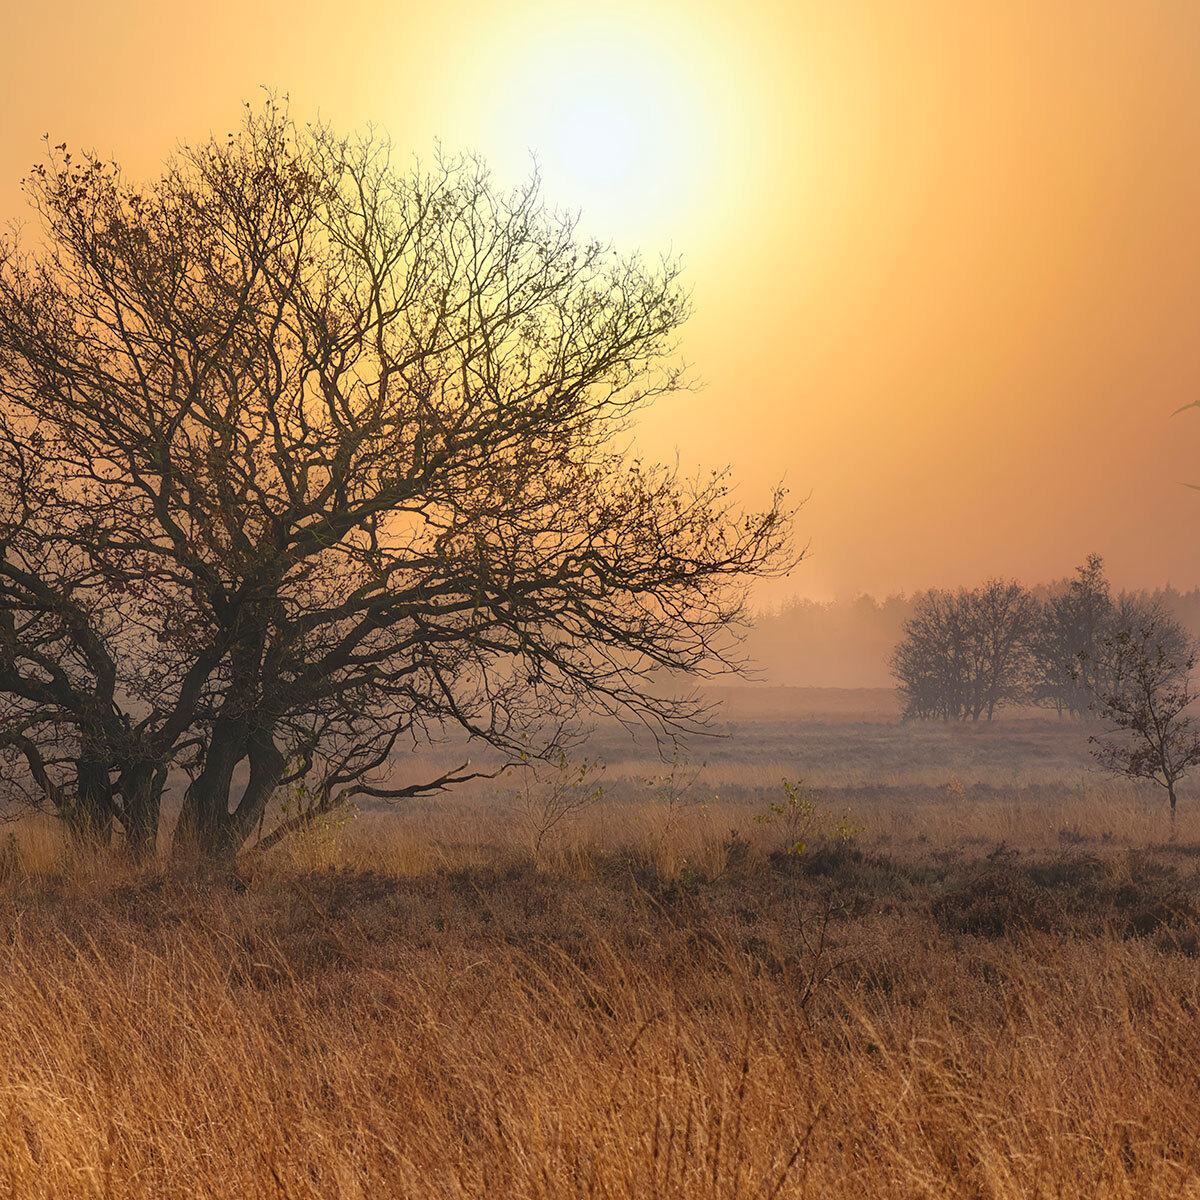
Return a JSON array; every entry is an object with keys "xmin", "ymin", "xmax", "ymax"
[{"xmin": 890, "ymin": 556, "xmax": 1193, "ymax": 721}]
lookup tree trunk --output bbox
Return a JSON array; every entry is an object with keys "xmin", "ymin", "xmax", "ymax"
[
  {"xmin": 64, "ymin": 756, "xmax": 115, "ymax": 846},
  {"xmin": 228, "ymin": 729, "xmax": 285, "ymax": 851},
  {"xmin": 120, "ymin": 763, "xmax": 166, "ymax": 860},
  {"xmin": 172, "ymin": 721, "xmax": 243, "ymax": 859},
  {"xmin": 172, "ymin": 723, "xmax": 286, "ymax": 859}
]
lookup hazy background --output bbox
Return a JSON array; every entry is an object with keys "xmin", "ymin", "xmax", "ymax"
[
  {"xmin": 4, "ymin": 0, "xmax": 1198, "ymax": 605},
  {"xmin": 743, "ymin": 584, "xmax": 1200, "ymax": 688}
]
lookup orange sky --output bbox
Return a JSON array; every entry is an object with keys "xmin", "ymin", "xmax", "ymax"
[{"xmin": 3, "ymin": 0, "xmax": 1199, "ymax": 602}]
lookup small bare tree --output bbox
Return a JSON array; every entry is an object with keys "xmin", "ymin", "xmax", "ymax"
[
  {"xmin": 644, "ymin": 748, "xmax": 707, "ymax": 844},
  {"xmin": 510, "ymin": 753, "xmax": 605, "ymax": 866},
  {"xmin": 1087, "ymin": 616, "xmax": 1200, "ymax": 826}
]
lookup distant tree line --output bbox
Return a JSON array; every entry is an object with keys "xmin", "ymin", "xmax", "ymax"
[
  {"xmin": 747, "ymin": 579, "xmax": 1200, "ymax": 690},
  {"xmin": 890, "ymin": 556, "xmax": 1193, "ymax": 720}
]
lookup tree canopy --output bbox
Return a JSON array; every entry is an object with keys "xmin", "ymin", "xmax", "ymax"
[{"xmin": 0, "ymin": 102, "xmax": 794, "ymax": 856}]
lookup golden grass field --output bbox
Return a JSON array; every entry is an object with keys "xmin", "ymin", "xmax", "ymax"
[{"xmin": 2, "ymin": 697, "xmax": 1199, "ymax": 1198}]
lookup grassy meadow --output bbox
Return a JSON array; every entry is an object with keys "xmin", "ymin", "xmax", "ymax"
[{"xmin": 2, "ymin": 688, "xmax": 1200, "ymax": 1197}]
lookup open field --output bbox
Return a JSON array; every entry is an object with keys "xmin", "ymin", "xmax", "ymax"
[{"xmin": 2, "ymin": 695, "xmax": 1199, "ymax": 1197}]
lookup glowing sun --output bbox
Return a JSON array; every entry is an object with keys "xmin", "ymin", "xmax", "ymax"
[{"xmin": 480, "ymin": 18, "xmax": 720, "ymax": 238}]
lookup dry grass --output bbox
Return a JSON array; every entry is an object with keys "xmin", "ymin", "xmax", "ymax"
[{"xmin": 2, "ymin": 717, "xmax": 1200, "ymax": 1197}]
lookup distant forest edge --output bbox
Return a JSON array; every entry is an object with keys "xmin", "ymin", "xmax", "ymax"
[{"xmin": 745, "ymin": 563, "xmax": 1200, "ymax": 691}]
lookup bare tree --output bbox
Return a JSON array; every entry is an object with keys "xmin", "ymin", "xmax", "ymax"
[
  {"xmin": 891, "ymin": 589, "xmax": 971, "ymax": 719},
  {"xmin": 1031, "ymin": 556, "xmax": 1191, "ymax": 720},
  {"xmin": 968, "ymin": 579, "xmax": 1040, "ymax": 719},
  {"xmin": 1032, "ymin": 555, "xmax": 1113, "ymax": 716},
  {"xmin": 0, "ymin": 101, "xmax": 795, "ymax": 858},
  {"xmin": 1087, "ymin": 615, "xmax": 1200, "ymax": 825},
  {"xmin": 891, "ymin": 580, "xmax": 1037, "ymax": 720}
]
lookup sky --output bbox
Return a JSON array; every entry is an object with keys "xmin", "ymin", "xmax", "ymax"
[{"xmin": 2, "ymin": 0, "xmax": 1199, "ymax": 603}]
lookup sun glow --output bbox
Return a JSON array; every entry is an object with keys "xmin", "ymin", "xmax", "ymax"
[
  {"xmin": 477, "ymin": 17, "xmax": 728, "ymax": 242},
  {"xmin": 543, "ymin": 89, "xmax": 652, "ymax": 195}
]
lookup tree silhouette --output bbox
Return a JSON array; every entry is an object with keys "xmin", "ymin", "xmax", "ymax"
[
  {"xmin": 891, "ymin": 580, "xmax": 1037, "ymax": 720},
  {"xmin": 0, "ymin": 102, "xmax": 794, "ymax": 856},
  {"xmin": 1032, "ymin": 554, "xmax": 1112, "ymax": 716},
  {"xmin": 1087, "ymin": 616, "xmax": 1200, "ymax": 825}
]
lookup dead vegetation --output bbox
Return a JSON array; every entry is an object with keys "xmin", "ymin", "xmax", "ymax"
[{"xmin": 2, "ymin": 759, "xmax": 1200, "ymax": 1197}]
